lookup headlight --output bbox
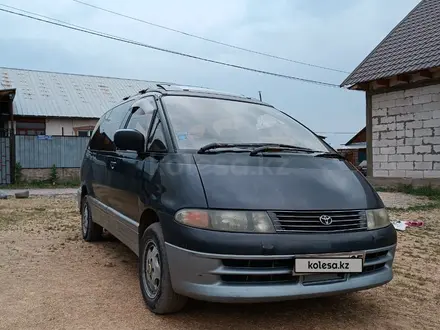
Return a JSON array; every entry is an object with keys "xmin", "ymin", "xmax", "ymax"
[
  {"xmin": 366, "ymin": 208, "xmax": 390, "ymax": 230},
  {"xmin": 174, "ymin": 209, "xmax": 275, "ymax": 233}
]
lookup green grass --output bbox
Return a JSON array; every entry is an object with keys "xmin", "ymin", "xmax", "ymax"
[
  {"xmin": 388, "ymin": 202, "xmax": 440, "ymax": 212},
  {"xmin": 378, "ymin": 184, "xmax": 440, "ymax": 211},
  {"xmin": 376, "ymin": 184, "xmax": 440, "ymax": 196},
  {"xmin": 2, "ymin": 180, "xmax": 80, "ymax": 189},
  {"xmin": 379, "ymin": 183, "xmax": 440, "ymax": 199}
]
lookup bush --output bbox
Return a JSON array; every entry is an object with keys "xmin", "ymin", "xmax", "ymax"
[
  {"xmin": 14, "ymin": 162, "xmax": 23, "ymax": 184},
  {"xmin": 49, "ymin": 164, "xmax": 58, "ymax": 185}
]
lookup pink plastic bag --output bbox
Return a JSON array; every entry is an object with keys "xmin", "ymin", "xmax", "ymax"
[
  {"xmin": 404, "ymin": 221, "xmax": 424, "ymax": 227},
  {"xmin": 391, "ymin": 220, "xmax": 424, "ymax": 231}
]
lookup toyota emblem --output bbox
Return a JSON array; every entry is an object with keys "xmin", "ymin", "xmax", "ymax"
[{"xmin": 319, "ymin": 215, "xmax": 333, "ymax": 225}]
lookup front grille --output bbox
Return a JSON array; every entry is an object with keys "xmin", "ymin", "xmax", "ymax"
[
  {"xmin": 362, "ymin": 263, "xmax": 386, "ymax": 273},
  {"xmin": 222, "ymin": 259, "xmax": 293, "ymax": 268},
  {"xmin": 217, "ymin": 246, "xmax": 393, "ymax": 285},
  {"xmin": 360, "ymin": 248, "xmax": 389, "ymax": 274},
  {"xmin": 220, "ymin": 274, "xmax": 297, "ymax": 284},
  {"xmin": 271, "ymin": 210, "xmax": 367, "ymax": 233},
  {"xmin": 220, "ymin": 258, "xmax": 297, "ymax": 284},
  {"xmin": 302, "ymin": 273, "xmax": 346, "ymax": 285},
  {"xmin": 365, "ymin": 250, "xmax": 388, "ymax": 262}
]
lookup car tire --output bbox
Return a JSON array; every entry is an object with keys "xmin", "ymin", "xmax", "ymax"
[
  {"xmin": 81, "ymin": 196, "xmax": 103, "ymax": 242},
  {"xmin": 139, "ymin": 222, "xmax": 188, "ymax": 314}
]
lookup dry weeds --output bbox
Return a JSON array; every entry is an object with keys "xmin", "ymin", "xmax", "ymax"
[{"xmin": 0, "ymin": 196, "xmax": 439, "ymax": 330}]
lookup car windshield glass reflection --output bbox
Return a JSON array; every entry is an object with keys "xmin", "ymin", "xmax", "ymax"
[{"xmin": 162, "ymin": 96, "xmax": 330, "ymax": 152}]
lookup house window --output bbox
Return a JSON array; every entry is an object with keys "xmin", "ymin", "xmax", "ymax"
[
  {"xmin": 74, "ymin": 124, "xmax": 97, "ymax": 137},
  {"xmin": 78, "ymin": 130, "xmax": 93, "ymax": 137},
  {"xmin": 358, "ymin": 149, "xmax": 367, "ymax": 164},
  {"xmin": 16, "ymin": 121, "xmax": 46, "ymax": 136}
]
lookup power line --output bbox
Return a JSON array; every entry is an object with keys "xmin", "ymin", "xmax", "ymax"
[
  {"xmin": 0, "ymin": 5, "xmax": 342, "ymax": 88},
  {"xmin": 72, "ymin": 0, "xmax": 350, "ymax": 74}
]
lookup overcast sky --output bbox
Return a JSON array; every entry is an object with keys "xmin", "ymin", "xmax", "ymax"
[{"xmin": 0, "ymin": 0, "xmax": 420, "ymax": 147}]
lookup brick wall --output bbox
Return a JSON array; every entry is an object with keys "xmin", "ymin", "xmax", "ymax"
[
  {"xmin": 342, "ymin": 149, "xmax": 359, "ymax": 166},
  {"xmin": 372, "ymin": 84, "xmax": 440, "ymax": 179}
]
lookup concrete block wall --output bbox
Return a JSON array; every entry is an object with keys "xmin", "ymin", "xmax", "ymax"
[
  {"xmin": 21, "ymin": 168, "xmax": 80, "ymax": 182},
  {"xmin": 372, "ymin": 84, "xmax": 440, "ymax": 178}
]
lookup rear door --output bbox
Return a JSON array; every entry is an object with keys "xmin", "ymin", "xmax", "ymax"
[{"xmin": 88, "ymin": 101, "xmax": 133, "ymax": 206}]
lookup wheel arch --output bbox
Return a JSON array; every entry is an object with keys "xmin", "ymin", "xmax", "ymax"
[{"xmin": 139, "ymin": 208, "xmax": 160, "ymax": 240}]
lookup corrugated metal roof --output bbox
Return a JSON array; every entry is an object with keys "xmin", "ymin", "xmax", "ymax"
[
  {"xmin": 0, "ymin": 67, "xmax": 174, "ymax": 118},
  {"xmin": 341, "ymin": 0, "xmax": 440, "ymax": 87}
]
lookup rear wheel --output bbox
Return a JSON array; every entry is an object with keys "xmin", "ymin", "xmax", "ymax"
[
  {"xmin": 139, "ymin": 223, "xmax": 187, "ymax": 314},
  {"xmin": 81, "ymin": 196, "xmax": 103, "ymax": 242}
]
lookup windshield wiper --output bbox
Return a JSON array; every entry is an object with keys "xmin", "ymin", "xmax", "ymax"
[
  {"xmin": 197, "ymin": 143, "xmax": 328, "ymax": 157},
  {"xmin": 197, "ymin": 143, "xmax": 262, "ymax": 154},
  {"xmin": 314, "ymin": 152, "xmax": 346, "ymax": 160},
  {"xmin": 249, "ymin": 144, "xmax": 317, "ymax": 156}
]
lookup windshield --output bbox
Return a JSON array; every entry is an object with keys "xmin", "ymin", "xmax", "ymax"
[{"xmin": 162, "ymin": 96, "xmax": 330, "ymax": 152}]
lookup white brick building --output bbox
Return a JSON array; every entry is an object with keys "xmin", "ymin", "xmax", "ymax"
[{"xmin": 341, "ymin": 0, "xmax": 440, "ymax": 186}]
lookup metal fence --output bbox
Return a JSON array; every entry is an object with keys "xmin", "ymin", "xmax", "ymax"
[
  {"xmin": 15, "ymin": 136, "xmax": 89, "ymax": 168},
  {"xmin": 0, "ymin": 135, "xmax": 11, "ymax": 184}
]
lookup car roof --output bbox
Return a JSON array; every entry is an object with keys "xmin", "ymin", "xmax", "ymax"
[{"xmin": 121, "ymin": 83, "xmax": 272, "ymax": 107}]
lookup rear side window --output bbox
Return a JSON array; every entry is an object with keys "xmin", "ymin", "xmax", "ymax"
[{"xmin": 89, "ymin": 101, "xmax": 133, "ymax": 152}]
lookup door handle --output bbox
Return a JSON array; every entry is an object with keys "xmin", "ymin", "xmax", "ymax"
[{"xmin": 109, "ymin": 160, "xmax": 117, "ymax": 170}]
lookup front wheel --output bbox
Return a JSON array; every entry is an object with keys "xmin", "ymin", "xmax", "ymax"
[{"xmin": 139, "ymin": 223, "xmax": 188, "ymax": 314}]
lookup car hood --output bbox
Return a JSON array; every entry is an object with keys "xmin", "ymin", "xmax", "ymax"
[{"xmin": 193, "ymin": 154, "xmax": 383, "ymax": 211}]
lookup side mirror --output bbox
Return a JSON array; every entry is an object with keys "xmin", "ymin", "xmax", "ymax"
[{"xmin": 114, "ymin": 129, "xmax": 145, "ymax": 153}]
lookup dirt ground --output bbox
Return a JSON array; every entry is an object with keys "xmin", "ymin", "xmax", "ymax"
[{"xmin": 0, "ymin": 195, "xmax": 439, "ymax": 330}]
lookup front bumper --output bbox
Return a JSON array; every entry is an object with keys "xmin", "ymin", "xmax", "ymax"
[{"xmin": 166, "ymin": 242, "xmax": 396, "ymax": 303}]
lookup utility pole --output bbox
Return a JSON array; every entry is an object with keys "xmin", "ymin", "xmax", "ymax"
[{"xmin": 258, "ymin": 91, "xmax": 262, "ymax": 101}]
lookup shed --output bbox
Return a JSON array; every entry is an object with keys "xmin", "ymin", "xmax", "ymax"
[{"xmin": 337, "ymin": 127, "xmax": 366, "ymax": 166}]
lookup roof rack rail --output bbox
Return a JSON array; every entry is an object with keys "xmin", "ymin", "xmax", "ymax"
[{"xmin": 137, "ymin": 83, "xmax": 167, "ymax": 95}]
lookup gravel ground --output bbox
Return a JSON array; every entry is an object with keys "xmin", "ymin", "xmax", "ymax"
[
  {"xmin": 1, "ymin": 188, "xmax": 77, "ymax": 196},
  {"xmin": 0, "ymin": 195, "xmax": 439, "ymax": 330},
  {"xmin": 378, "ymin": 192, "xmax": 430, "ymax": 209}
]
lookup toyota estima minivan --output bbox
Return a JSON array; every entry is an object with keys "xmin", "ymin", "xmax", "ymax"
[{"xmin": 78, "ymin": 84, "xmax": 397, "ymax": 314}]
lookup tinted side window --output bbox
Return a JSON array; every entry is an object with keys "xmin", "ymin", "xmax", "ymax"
[
  {"xmin": 89, "ymin": 101, "xmax": 133, "ymax": 151},
  {"xmin": 88, "ymin": 112, "xmax": 110, "ymax": 151},
  {"xmin": 126, "ymin": 97, "xmax": 156, "ymax": 138},
  {"xmin": 147, "ymin": 115, "xmax": 168, "ymax": 152}
]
